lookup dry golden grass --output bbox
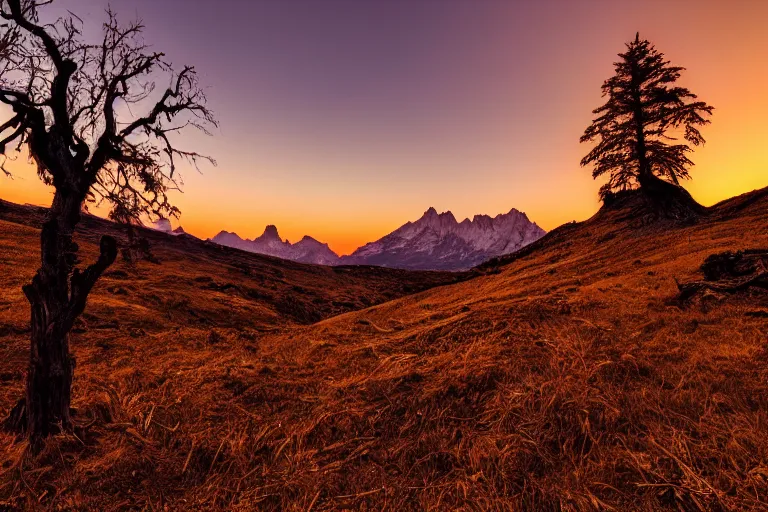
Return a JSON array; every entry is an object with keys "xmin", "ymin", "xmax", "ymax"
[{"xmin": 0, "ymin": 189, "xmax": 767, "ymax": 511}]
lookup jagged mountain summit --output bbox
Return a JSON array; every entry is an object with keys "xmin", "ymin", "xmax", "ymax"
[
  {"xmin": 209, "ymin": 207, "xmax": 545, "ymax": 271},
  {"xmin": 211, "ymin": 225, "xmax": 339, "ymax": 266},
  {"xmin": 150, "ymin": 218, "xmax": 173, "ymax": 233},
  {"xmin": 339, "ymin": 207, "xmax": 546, "ymax": 270},
  {"xmin": 150, "ymin": 218, "xmax": 191, "ymax": 237}
]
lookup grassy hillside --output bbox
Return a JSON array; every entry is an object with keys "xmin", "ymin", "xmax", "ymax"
[{"xmin": 1, "ymin": 189, "xmax": 767, "ymax": 510}]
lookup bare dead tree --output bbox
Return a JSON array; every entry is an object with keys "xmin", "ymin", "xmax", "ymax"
[{"xmin": 0, "ymin": 0, "xmax": 216, "ymax": 439}]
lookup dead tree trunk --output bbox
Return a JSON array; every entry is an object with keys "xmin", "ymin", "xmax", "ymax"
[
  {"xmin": 23, "ymin": 190, "xmax": 82, "ymax": 437},
  {"xmin": 8, "ymin": 188, "xmax": 117, "ymax": 438},
  {"xmin": 0, "ymin": 0, "xmax": 215, "ymax": 439},
  {"xmin": 677, "ymin": 250, "xmax": 768, "ymax": 300}
]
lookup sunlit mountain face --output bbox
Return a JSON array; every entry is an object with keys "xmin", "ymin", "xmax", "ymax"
[
  {"xmin": 209, "ymin": 206, "xmax": 545, "ymax": 270},
  {"xmin": 341, "ymin": 207, "xmax": 546, "ymax": 270}
]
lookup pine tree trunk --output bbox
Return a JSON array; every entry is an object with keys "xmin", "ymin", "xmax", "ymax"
[{"xmin": 637, "ymin": 172, "xmax": 705, "ymax": 221}]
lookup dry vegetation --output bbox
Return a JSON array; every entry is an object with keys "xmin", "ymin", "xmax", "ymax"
[{"xmin": 1, "ymin": 189, "xmax": 767, "ymax": 511}]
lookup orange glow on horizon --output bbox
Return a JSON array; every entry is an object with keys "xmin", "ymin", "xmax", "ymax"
[
  {"xmin": 1, "ymin": 0, "xmax": 766, "ymax": 256},
  {"xmin": 3, "ymin": 149, "xmax": 765, "ymax": 257}
]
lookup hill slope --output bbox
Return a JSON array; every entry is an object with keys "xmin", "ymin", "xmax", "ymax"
[
  {"xmin": 1, "ymin": 189, "xmax": 767, "ymax": 510},
  {"xmin": 0, "ymin": 199, "xmax": 470, "ymax": 330}
]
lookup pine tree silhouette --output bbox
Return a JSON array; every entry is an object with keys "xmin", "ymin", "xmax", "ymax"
[{"xmin": 581, "ymin": 33, "xmax": 713, "ymax": 201}]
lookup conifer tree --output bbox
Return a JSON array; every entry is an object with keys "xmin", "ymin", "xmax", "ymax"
[{"xmin": 581, "ymin": 34, "xmax": 713, "ymax": 200}]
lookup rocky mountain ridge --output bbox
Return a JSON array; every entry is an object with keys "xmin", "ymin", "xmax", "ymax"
[
  {"xmin": 211, "ymin": 225, "xmax": 339, "ymax": 266},
  {"xmin": 210, "ymin": 207, "xmax": 546, "ymax": 270},
  {"xmin": 339, "ymin": 207, "xmax": 546, "ymax": 270}
]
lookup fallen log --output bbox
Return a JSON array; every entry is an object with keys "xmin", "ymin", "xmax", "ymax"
[{"xmin": 677, "ymin": 250, "xmax": 768, "ymax": 300}]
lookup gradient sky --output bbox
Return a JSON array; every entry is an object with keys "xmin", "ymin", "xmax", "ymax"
[{"xmin": 1, "ymin": 0, "xmax": 767, "ymax": 255}]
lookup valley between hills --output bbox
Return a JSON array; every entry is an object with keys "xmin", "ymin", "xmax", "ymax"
[{"xmin": 1, "ymin": 187, "xmax": 767, "ymax": 510}]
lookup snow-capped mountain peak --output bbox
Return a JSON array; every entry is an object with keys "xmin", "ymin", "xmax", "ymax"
[
  {"xmin": 340, "ymin": 207, "xmax": 546, "ymax": 270},
  {"xmin": 208, "ymin": 206, "xmax": 546, "ymax": 271},
  {"xmin": 150, "ymin": 217, "xmax": 188, "ymax": 236},
  {"xmin": 211, "ymin": 225, "xmax": 339, "ymax": 265}
]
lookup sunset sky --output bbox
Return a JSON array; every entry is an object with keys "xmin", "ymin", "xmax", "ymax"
[{"xmin": 1, "ymin": 0, "xmax": 766, "ymax": 255}]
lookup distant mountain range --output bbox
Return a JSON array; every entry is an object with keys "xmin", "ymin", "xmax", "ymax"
[
  {"xmin": 150, "ymin": 218, "xmax": 192, "ymax": 237},
  {"xmin": 206, "ymin": 207, "xmax": 546, "ymax": 271},
  {"xmin": 211, "ymin": 225, "xmax": 339, "ymax": 266},
  {"xmin": 341, "ymin": 207, "xmax": 546, "ymax": 270}
]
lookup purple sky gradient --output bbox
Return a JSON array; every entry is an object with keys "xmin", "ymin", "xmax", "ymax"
[{"xmin": 5, "ymin": 0, "xmax": 767, "ymax": 254}]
